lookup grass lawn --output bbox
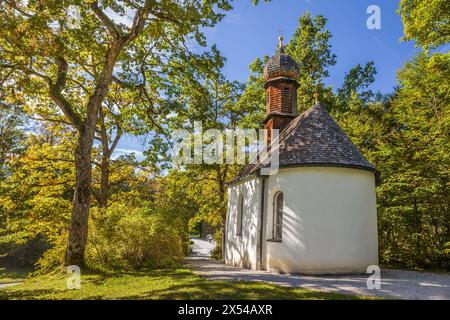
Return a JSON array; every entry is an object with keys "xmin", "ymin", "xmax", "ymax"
[{"xmin": 0, "ymin": 267, "xmax": 370, "ymax": 300}]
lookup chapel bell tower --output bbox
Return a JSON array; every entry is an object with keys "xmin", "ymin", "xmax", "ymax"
[{"xmin": 263, "ymin": 36, "xmax": 300, "ymax": 143}]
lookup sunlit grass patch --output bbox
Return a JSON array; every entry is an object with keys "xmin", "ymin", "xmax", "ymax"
[{"xmin": 0, "ymin": 267, "xmax": 372, "ymax": 300}]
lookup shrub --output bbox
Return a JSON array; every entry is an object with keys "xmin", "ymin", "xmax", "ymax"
[
  {"xmin": 86, "ymin": 203, "xmax": 183, "ymax": 270},
  {"xmin": 209, "ymin": 231, "xmax": 223, "ymax": 260},
  {"xmin": 34, "ymin": 234, "xmax": 67, "ymax": 274}
]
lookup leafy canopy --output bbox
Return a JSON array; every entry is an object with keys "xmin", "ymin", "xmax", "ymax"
[{"xmin": 399, "ymin": 0, "xmax": 450, "ymax": 49}]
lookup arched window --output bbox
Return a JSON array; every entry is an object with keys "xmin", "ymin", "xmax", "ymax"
[
  {"xmin": 236, "ymin": 194, "xmax": 244, "ymax": 236},
  {"xmin": 272, "ymin": 192, "xmax": 284, "ymax": 240}
]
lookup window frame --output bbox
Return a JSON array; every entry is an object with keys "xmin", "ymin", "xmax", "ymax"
[
  {"xmin": 271, "ymin": 191, "xmax": 284, "ymax": 241},
  {"xmin": 236, "ymin": 194, "xmax": 244, "ymax": 236}
]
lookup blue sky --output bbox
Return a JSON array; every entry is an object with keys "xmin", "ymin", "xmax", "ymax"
[
  {"xmin": 206, "ymin": 0, "xmax": 419, "ymax": 92},
  {"xmin": 117, "ymin": 0, "xmax": 420, "ymax": 158}
]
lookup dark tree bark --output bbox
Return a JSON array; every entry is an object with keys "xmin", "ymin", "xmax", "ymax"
[
  {"xmin": 96, "ymin": 108, "xmax": 121, "ymax": 209},
  {"xmin": 66, "ymin": 127, "xmax": 96, "ymax": 266},
  {"xmin": 99, "ymin": 155, "xmax": 110, "ymax": 208}
]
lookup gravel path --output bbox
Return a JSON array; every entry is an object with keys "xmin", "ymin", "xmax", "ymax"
[
  {"xmin": 187, "ymin": 239, "xmax": 450, "ymax": 300},
  {"xmin": 190, "ymin": 238, "xmax": 216, "ymax": 258}
]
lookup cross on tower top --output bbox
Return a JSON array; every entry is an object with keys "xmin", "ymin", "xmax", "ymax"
[{"xmin": 278, "ymin": 29, "xmax": 283, "ymax": 49}]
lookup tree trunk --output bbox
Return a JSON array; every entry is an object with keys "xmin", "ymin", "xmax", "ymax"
[
  {"xmin": 99, "ymin": 152, "xmax": 110, "ymax": 208},
  {"xmin": 65, "ymin": 129, "xmax": 94, "ymax": 267},
  {"xmin": 217, "ymin": 168, "xmax": 227, "ymax": 260},
  {"xmin": 220, "ymin": 217, "xmax": 226, "ymax": 259},
  {"xmin": 97, "ymin": 107, "xmax": 121, "ymax": 209},
  {"xmin": 62, "ymin": 31, "xmax": 138, "ymax": 267}
]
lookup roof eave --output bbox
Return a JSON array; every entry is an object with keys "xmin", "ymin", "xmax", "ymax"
[{"xmin": 228, "ymin": 163, "xmax": 379, "ymax": 187}]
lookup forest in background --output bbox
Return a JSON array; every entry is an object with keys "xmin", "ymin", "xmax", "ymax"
[{"xmin": 0, "ymin": 0, "xmax": 449, "ymax": 273}]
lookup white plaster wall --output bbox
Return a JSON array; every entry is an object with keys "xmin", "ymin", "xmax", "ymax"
[
  {"xmin": 263, "ymin": 167, "xmax": 378, "ymax": 274},
  {"xmin": 225, "ymin": 177, "xmax": 261, "ymax": 270}
]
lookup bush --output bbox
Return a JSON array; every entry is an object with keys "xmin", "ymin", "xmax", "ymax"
[
  {"xmin": 86, "ymin": 203, "xmax": 183, "ymax": 270},
  {"xmin": 209, "ymin": 231, "xmax": 223, "ymax": 260},
  {"xmin": 34, "ymin": 234, "xmax": 67, "ymax": 274}
]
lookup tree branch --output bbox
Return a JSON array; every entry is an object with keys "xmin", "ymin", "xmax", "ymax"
[
  {"xmin": 48, "ymin": 57, "xmax": 83, "ymax": 130},
  {"xmin": 1, "ymin": 63, "xmax": 51, "ymax": 83},
  {"xmin": 108, "ymin": 125, "xmax": 122, "ymax": 158},
  {"xmin": 90, "ymin": 1, "xmax": 121, "ymax": 39},
  {"xmin": 122, "ymin": 3, "xmax": 151, "ymax": 46}
]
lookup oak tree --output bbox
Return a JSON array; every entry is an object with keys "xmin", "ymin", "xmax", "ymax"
[{"xmin": 0, "ymin": 0, "xmax": 232, "ymax": 266}]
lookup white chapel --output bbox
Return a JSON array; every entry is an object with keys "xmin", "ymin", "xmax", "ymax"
[{"xmin": 225, "ymin": 38, "xmax": 379, "ymax": 274}]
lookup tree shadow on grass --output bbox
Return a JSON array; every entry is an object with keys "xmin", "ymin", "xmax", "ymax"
[
  {"xmin": 124, "ymin": 278, "xmax": 358, "ymax": 300},
  {"xmin": 81, "ymin": 266, "xmax": 360, "ymax": 300},
  {"xmin": 83, "ymin": 265, "xmax": 190, "ymax": 278},
  {"xmin": 0, "ymin": 289, "xmax": 59, "ymax": 300},
  {"xmin": 0, "ymin": 264, "xmax": 33, "ymax": 283}
]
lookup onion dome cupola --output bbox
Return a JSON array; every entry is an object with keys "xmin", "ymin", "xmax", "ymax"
[
  {"xmin": 263, "ymin": 36, "xmax": 300, "ymax": 81},
  {"xmin": 263, "ymin": 36, "xmax": 300, "ymax": 142}
]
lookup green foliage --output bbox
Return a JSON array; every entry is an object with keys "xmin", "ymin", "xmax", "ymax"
[
  {"xmin": 0, "ymin": 124, "xmax": 73, "ymax": 272},
  {"xmin": 0, "ymin": 235, "xmax": 50, "ymax": 270},
  {"xmin": 334, "ymin": 52, "xmax": 449, "ymax": 270},
  {"xmin": 0, "ymin": 122, "xmax": 160, "ymax": 272},
  {"xmin": 34, "ymin": 234, "xmax": 68, "ymax": 274},
  {"xmin": 235, "ymin": 58, "xmax": 267, "ymax": 128},
  {"xmin": 86, "ymin": 203, "xmax": 184, "ymax": 270},
  {"xmin": 0, "ymin": 104, "xmax": 26, "ymax": 178},
  {"xmin": 209, "ymin": 231, "xmax": 223, "ymax": 260},
  {"xmin": 154, "ymin": 61, "xmax": 254, "ymax": 259},
  {"xmin": 375, "ymin": 52, "xmax": 450, "ymax": 269},
  {"xmin": 337, "ymin": 61, "xmax": 377, "ymax": 107},
  {"xmin": 399, "ymin": 0, "xmax": 450, "ymax": 49},
  {"xmin": 0, "ymin": 0, "xmax": 237, "ymax": 266},
  {"xmin": 285, "ymin": 12, "xmax": 337, "ymax": 109},
  {"xmin": 0, "ymin": 125, "xmax": 73, "ymax": 247}
]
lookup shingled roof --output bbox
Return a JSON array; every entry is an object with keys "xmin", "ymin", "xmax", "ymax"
[
  {"xmin": 231, "ymin": 102, "xmax": 377, "ymax": 184},
  {"xmin": 263, "ymin": 45, "xmax": 300, "ymax": 81}
]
